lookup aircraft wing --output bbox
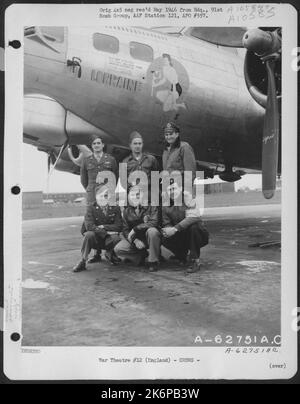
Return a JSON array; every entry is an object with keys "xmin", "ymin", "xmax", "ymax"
[{"xmin": 184, "ymin": 27, "xmax": 247, "ymax": 47}]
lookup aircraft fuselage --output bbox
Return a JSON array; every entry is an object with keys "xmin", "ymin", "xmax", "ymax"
[{"xmin": 24, "ymin": 26, "xmax": 265, "ymax": 170}]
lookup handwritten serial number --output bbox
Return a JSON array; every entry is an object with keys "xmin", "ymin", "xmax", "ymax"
[{"xmin": 225, "ymin": 347, "xmax": 279, "ymax": 354}]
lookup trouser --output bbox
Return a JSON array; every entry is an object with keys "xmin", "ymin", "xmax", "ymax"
[
  {"xmin": 114, "ymin": 227, "xmax": 161, "ymax": 265},
  {"xmin": 162, "ymin": 222, "xmax": 209, "ymax": 260},
  {"xmin": 81, "ymin": 231, "xmax": 121, "ymax": 261}
]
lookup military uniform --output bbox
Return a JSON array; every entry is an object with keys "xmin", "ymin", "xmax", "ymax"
[
  {"xmin": 121, "ymin": 152, "xmax": 159, "ymax": 189},
  {"xmin": 81, "ymin": 153, "xmax": 118, "ymax": 205},
  {"xmin": 81, "ymin": 203, "xmax": 122, "ymax": 261},
  {"xmin": 162, "ymin": 202, "xmax": 209, "ymax": 262},
  {"xmin": 121, "ymin": 151, "xmax": 160, "ymax": 226},
  {"xmin": 114, "ymin": 205, "xmax": 161, "ymax": 265},
  {"xmin": 162, "ymin": 141, "xmax": 197, "ymax": 181}
]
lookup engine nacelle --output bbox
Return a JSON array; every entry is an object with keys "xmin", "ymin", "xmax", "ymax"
[
  {"xmin": 24, "ymin": 94, "xmax": 68, "ymax": 146},
  {"xmin": 53, "ymin": 158, "xmax": 81, "ymax": 175},
  {"xmin": 41, "ymin": 146, "xmax": 80, "ymax": 175},
  {"xmin": 24, "ymin": 93, "xmax": 114, "ymax": 147},
  {"xmin": 67, "ymin": 145, "xmax": 92, "ymax": 167},
  {"xmin": 24, "ymin": 93, "xmax": 116, "ymax": 174},
  {"xmin": 243, "ymin": 28, "xmax": 281, "ymax": 109}
]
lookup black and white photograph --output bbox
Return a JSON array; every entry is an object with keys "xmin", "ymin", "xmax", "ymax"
[{"xmin": 3, "ymin": 3, "xmax": 298, "ymax": 380}]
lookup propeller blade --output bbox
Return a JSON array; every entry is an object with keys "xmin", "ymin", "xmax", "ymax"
[{"xmin": 262, "ymin": 59, "xmax": 279, "ymax": 199}]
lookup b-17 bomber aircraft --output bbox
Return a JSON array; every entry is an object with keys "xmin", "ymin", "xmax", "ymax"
[{"xmin": 23, "ymin": 26, "xmax": 281, "ymax": 198}]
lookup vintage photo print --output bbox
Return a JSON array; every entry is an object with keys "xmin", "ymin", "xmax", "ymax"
[{"xmin": 3, "ymin": 3, "xmax": 298, "ymax": 380}]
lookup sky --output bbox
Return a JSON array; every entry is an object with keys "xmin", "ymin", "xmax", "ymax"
[
  {"xmin": 22, "ymin": 143, "xmax": 262, "ymax": 193},
  {"xmin": 22, "ymin": 144, "xmax": 85, "ymax": 193}
]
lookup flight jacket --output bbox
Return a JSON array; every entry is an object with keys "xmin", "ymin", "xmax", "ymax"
[
  {"xmin": 122, "ymin": 205, "xmax": 159, "ymax": 242},
  {"xmin": 162, "ymin": 202, "xmax": 204, "ymax": 232},
  {"xmin": 162, "ymin": 141, "xmax": 196, "ymax": 180}
]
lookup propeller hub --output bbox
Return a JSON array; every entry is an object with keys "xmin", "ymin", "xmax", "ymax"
[{"xmin": 243, "ymin": 28, "xmax": 281, "ymax": 57}]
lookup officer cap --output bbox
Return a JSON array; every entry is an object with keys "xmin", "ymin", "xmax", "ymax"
[{"xmin": 163, "ymin": 122, "xmax": 180, "ymax": 136}]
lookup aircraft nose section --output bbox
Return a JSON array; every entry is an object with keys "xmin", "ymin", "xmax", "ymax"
[{"xmin": 242, "ymin": 28, "xmax": 273, "ymax": 56}]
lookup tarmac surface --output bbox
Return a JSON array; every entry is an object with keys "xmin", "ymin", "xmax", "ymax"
[{"xmin": 22, "ymin": 204, "xmax": 281, "ymax": 346}]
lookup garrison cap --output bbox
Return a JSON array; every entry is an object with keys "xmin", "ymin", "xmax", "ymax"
[{"xmin": 129, "ymin": 131, "xmax": 143, "ymax": 144}]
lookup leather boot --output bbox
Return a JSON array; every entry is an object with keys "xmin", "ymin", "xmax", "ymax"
[
  {"xmin": 148, "ymin": 262, "xmax": 159, "ymax": 272},
  {"xmin": 105, "ymin": 249, "xmax": 119, "ymax": 265},
  {"xmin": 88, "ymin": 252, "xmax": 102, "ymax": 263},
  {"xmin": 187, "ymin": 259, "xmax": 200, "ymax": 273},
  {"xmin": 73, "ymin": 259, "xmax": 87, "ymax": 272}
]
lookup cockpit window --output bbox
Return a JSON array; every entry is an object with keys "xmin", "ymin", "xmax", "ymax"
[
  {"xmin": 93, "ymin": 33, "xmax": 119, "ymax": 54},
  {"xmin": 40, "ymin": 27, "xmax": 64, "ymax": 43},
  {"xmin": 129, "ymin": 42, "xmax": 153, "ymax": 62}
]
